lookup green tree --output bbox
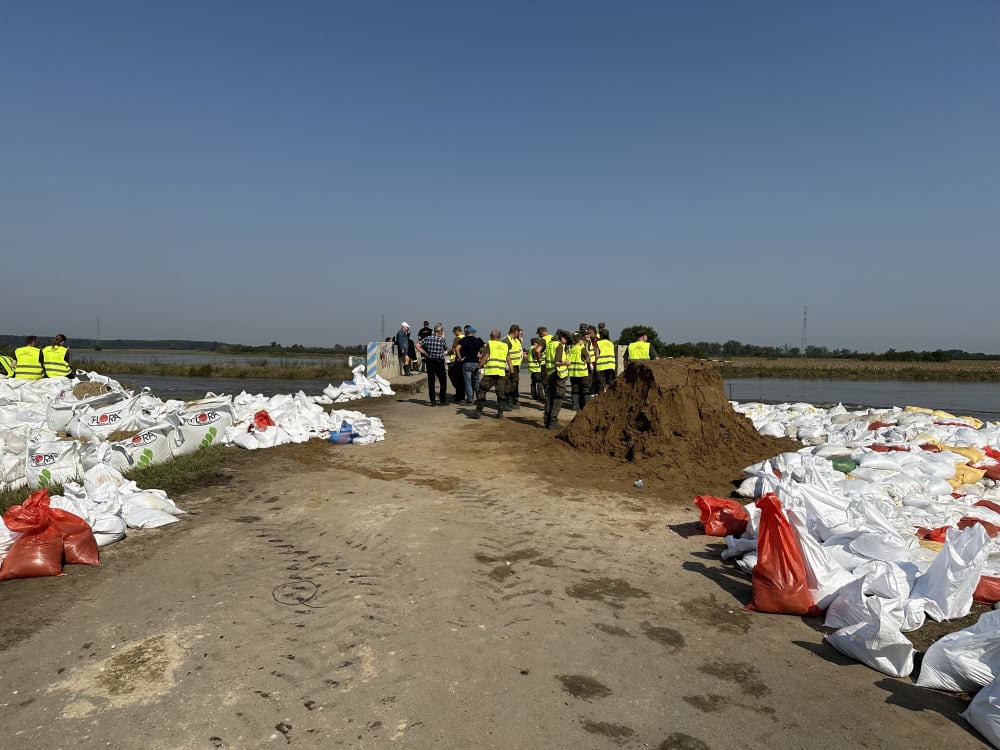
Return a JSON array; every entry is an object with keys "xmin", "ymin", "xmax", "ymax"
[{"xmin": 617, "ymin": 325, "xmax": 668, "ymax": 354}]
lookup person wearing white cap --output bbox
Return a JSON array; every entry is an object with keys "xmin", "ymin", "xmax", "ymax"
[{"xmin": 395, "ymin": 322, "xmax": 413, "ymax": 376}]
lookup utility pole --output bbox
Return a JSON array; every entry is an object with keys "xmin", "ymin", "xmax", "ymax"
[
  {"xmin": 801, "ymin": 306, "xmax": 807, "ymax": 356},
  {"xmin": 96, "ymin": 315, "xmax": 102, "ymax": 351},
  {"xmin": 380, "ymin": 315, "xmax": 385, "ymax": 342}
]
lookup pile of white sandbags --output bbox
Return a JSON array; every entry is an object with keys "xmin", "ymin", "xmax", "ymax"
[
  {"xmin": 0, "ymin": 371, "xmax": 387, "ymax": 571},
  {"xmin": 715, "ymin": 401, "xmax": 1000, "ymax": 746}
]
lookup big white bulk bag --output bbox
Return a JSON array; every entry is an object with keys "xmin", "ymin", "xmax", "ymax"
[
  {"xmin": 25, "ymin": 438, "xmax": 81, "ymax": 489},
  {"xmin": 66, "ymin": 391, "xmax": 144, "ymax": 440},
  {"xmin": 104, "ymin": 423, "xmax": 177, "ymax": 474},
  {"xmin": 166, "ymin": 402, "xmax": 235, "ymax": 457}
]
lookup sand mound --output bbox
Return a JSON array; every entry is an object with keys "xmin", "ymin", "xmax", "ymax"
[{"xmin": 561, "ymin": 358, "xmax": 799, "ymax": 493}]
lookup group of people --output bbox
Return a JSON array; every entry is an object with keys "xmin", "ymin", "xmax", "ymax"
[
  {"xmin": 405, "ymin": 320, "xmax": 658, "ymax": 427},
  {"xmin": 0, "ymin": 334, "xmax": 72, "ymax": 380}
]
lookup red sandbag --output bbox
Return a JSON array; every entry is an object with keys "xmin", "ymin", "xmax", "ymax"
[
  {"xmin": 974, "ymin": 500, "xmax": 1000, "ymax": 516},
  {"xmin": 985, "ymin": 446, "xmax": 1000, "ymax": 461},
  {"xmin": 868, "ymin": 421, "xmax": 895, "ymax": 430},
  {"xmin": 919, "ymin": 443, "xmax": 942, "ymax": 453},
  {"xmin": 3, "ymin": 488, "xmax": 53, "ymax": 534},
  {"xmin": 0, "ymin": 526, "xmax": 64, "ymax": 580},
  {"xmin": 50, "ymin": 508, "xmax": 100, "ymax": 566},
  {"xmin": 253, "ymin": 410, "xmax": 275, "ymax": 429},
  {"xmin": 978, "ymin": 464, "xmax": 1000, "ymax": 482},
  {"xmin": 745, "ymin": 493, "xmax": 822, "ymax": 616},
  {"xmin": 915, "ymin": 526, "xmax": 951, "ymax": 543},
  {"xmin": 958, "ymin": 517, "xmax": 1000, "ymax": 538},
  {"xmin": 693, "ymin": 496, "xmax": 749, "ymax": 537},
  {"xmin": 974, "ymin": 575, "xmax": 1000, "ymax": 606}
]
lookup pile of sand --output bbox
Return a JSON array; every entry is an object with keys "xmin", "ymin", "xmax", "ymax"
[{"xmin": 561, "ymin": 358, "xmax": 799, "ymax": 494}]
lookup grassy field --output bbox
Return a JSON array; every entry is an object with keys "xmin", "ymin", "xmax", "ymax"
[{"xmin": 711, "ymin": 358, "xmax": 1000, "ymax": 382}]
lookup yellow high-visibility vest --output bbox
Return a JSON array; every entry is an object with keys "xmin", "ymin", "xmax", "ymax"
[
  {"xmin": 567, "ymin": 344, "xmax": 588, "ymax": 377},
  {"xmin": 482, "ymin": 340, "xmax": 509, "ymax": 377},
  {"xmin": 595, "ymin": 338, "xmax": 616, "ymax": 371},
  {"xmin": 0, "ymin": 355, "xmax": 14, "ymax": 377},
  {"xmin": 14, "ymin": 346, "xmax": 45, "ymax": 379},
  {"xmin": 42, "ymin": 345, "xmax": 71, "ymax": 377},
  {"xmin": 504, "ymin": 336, "xmax": 524, "ymax": 368},
  {"xmin": 627, "ymin": 341, "xmax": 651, "ymax": 361}
]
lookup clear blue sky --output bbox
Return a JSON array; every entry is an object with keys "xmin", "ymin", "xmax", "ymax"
[{"xmin": 2, "ymin": 1, "xmax": 997, "ymax": 353}]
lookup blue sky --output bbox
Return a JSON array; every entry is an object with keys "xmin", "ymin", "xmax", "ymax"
[{"xmin": 2, "ymin": 1, "xmax": 997, "ymax": 353}]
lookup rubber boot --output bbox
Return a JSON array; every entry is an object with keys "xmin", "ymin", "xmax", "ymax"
[
  {"xmin": 497, "ymin": 404, "xmax": 504, "ymax": 419},
  {"xmin": 473, "ymin": 402, "xmax": 483, "ymax": 419}
]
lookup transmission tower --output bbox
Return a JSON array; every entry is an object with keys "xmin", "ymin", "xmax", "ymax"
[{"xmin": 801, "ymin": 306, "xmax": 807, "ymax": 355}]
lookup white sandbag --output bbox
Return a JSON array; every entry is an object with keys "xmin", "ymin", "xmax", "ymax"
[
  {"xmin": 962, "ymin": 675, "xmax": 1000, "ymax": 747},
  {"xmin": 787, "ymin": 507, "xmax": 858, "ymax": 609},
  {"xmin": 123, "ymin": 504, "xmax": 180, "ymax": 529},
  {"xmin": 911, "ymin": 524, "xmax": 991, "ymax": 620},
  {"xmin": 824, "ymin": 596, "xmax": 915, "ymax": 677},
  {"xmin": 720, "ymin": 535, "xmax": 757, "ymax": 561},
  {"xmin": 25, "ymin": 438, "xmax": 81, "ymax": 489},
  {"xmin": 166, "ymin": 401, "xmax": 235, "ymax": 456},
  {"xmin": 917, "ymin": 610, "xmax": 1000, "ymax": 693},
  {"xmin": 0, "ymin": 519, "xmax": 20, "ymax": 566},
  {"xmin": 103, "ymin": 423, "xmax": 177, "ymax": 473},
  {"xmin": 65, "ymin": 390, "xmax": 144, "ymax": 440}
]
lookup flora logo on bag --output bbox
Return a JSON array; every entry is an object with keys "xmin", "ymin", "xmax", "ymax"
[
  {"xmin": 89, "ymin": 411, "xmax": 122, "ymax": 427},
  {"xmin": 185, "ymin": 411, "xmax": 221, "ymax": 426},
  {"xmin": 122, "ymin": 431, "xmax": 158, "ymax": 447},
  {"xmin": 30, "ymin": 452, "xmax": 58, "ymax": 466}
]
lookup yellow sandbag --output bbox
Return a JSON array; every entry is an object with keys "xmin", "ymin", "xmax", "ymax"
[
  {"xmin": 949, "ymin": 464, "xmax": 986, "ymax": 489},
  {"xmin": 905, "ymin": 405, "xmax": 936, "ymax": 415},
  {"xmin": 944, "ymin": 445, "xmax": 986, "ymax": 464}
]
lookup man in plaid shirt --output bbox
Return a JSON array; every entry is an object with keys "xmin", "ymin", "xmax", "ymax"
[{"xmin": 416, "ymin": 323, "xmax": 449, "ymax": 406}]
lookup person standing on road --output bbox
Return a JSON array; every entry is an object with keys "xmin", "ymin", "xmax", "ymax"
[
  {"xmin": 14, "ymin": 335, "xmax": 45, "ymax": 380},
  {"xmin": 542, "ymin": 330, "xmax": 570, "ymax": 430},
  {"xmin": 535, "ymin": 326, "xmax": 553, "ymax": 403},
  {"xmin": 447, "ymin": 325, "xmax": 466, "ymax": 403},
  {"xmin": 42, "ymin": 334, "xmax": 72, "ymax": 378},
  {"xmin": 473, "ymin": 329, "xmax": 511, "ymax": 419},
  {"xmin": 502, "ymin": 324, "xmax": 524, "ymax": 410},
  {"xmin": 416, "ymin": 323, "xmax": 449, "ymax": 406},
  {"xmin": 527, "ymin": 337, "xmax": 544, "ymax": 401},
  {"xmin": 457, "ymin": 326, "xmax": 485, "ymax": 404},
  {"xmin": 395, "ymin": 322, "xmax": 414, "ymax": 376},
  {"xmin": 593, "ymin": 327, "xmax": 617, "ymax": 392},
  {"xmin": 625, "ymin": 331, "xmax": 658, "ymax": 364},
  {"xmin": 567, "ymin": 331, "xmax": 591, "ymax": 411}
]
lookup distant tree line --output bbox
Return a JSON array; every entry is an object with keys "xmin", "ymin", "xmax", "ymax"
[
  {"xmin": 0, "ymin": 335, "xmax": 366, "ymax": 356},
  {"xmin": 614, "ymin": 327, "xmax": 1000, "ymax": 362}
]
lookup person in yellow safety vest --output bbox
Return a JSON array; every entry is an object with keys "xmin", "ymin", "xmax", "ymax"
[
  {"xmin": 593, "ymin": 327, "xmax": 618, "ymax": 392},
  {"xmin": 625, "ymin": 331, "xmax": 658, "ymax": 365},
  {"xmin": 535, "ymin": 326, "xmax": 553, "ymax": 403},
  {"xmin": 41, "ymin": 333, "xmax": 72, "ymax": 378},
  {"xmin": 527, "ymin": 337, "xmax": 544, "ymax": 401},
  {"xmin": 542, "ymin": 330, "xmax": 570, "ymax": 430},
  {"xmin": 473, "ymin": 329, "xmax": 512, "ymax": 419},
  {"xmin": 0, "ymin": 354, "xmax": 14, "ymax": 377},
  {"xmin": 502, "ymin": 324, "xmax": 524, "ymax": 410},
  {"xmin": 14, "ymin": 335, "xmax": 46, "ymax": 380},
  {"xmin": 447, "ymin": 325, "xmax": 466, "ymax": 403},
  {"xmin": 567, "ymin": 331, "xmax": 592, "ymax": 411}
]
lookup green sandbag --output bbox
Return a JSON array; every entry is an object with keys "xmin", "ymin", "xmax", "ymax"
[{"xmin": 830, "ymin": 456, "xmax": 858, "ymax": 474}]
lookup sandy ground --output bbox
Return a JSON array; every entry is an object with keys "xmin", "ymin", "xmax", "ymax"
[{"xmin": 0, "ymin": 384, "xmax": 989, "ymax": 750}]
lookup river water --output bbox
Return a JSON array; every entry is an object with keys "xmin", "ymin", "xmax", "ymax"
[
  {"xmin": 78, "ymin": 351, "xmax": 346, "ymax": 366},
  {"xmin": 102, "ymin": 371, "xmax": 1000, "ymax": 423}
]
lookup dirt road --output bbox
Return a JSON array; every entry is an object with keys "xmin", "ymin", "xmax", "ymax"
[{"xmin": 0, "ymin": 388, "xmax": 987, "ymax": 749}]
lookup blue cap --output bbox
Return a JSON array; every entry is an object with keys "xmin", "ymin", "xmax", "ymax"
[{"xmin": 465, "ymin": 326, "xmax": 476, "ymax": 334}]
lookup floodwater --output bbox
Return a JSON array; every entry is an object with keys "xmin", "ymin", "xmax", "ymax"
[{"xmin": 724, "ymin": 378, "xmax": 1000, "ymax": 423}]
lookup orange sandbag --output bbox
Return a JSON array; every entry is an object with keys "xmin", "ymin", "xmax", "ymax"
[
  {"xmin": 984, "ymin": 446, "xmax": 1000, "ymax": 461},
  {"xmin": 50, "ymin": 508, "xmax": 100, "ymax": 566},
  {"xmin": 0, "ymin": 526, "xmax": 64, "ymax": 580},
  {"xmin": 974, "ymin": 575, "xmax": 1000, "ymax": 605},
  {"xmin": 915, "ymin": 526, "xmax": 950, "ymax": 543},
  {"xmin": 745, "ymin": 493, "xmax": 822, "ymax": 616},
  {"xmin": 3, "ymin": 488, "xmax": 54, "ymax": 534},
  {"xmin": 253, "ymin": 410, "xmax": 275, "ymax": 429},
  {"xmin": 693, "ymin": 496, "xmax": 749, "ymax": 537}
]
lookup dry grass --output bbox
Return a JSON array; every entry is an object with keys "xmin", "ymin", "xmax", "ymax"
[{"xmin": 711, "ymin": 358, "xmax": 1000, "ymax": 382}]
